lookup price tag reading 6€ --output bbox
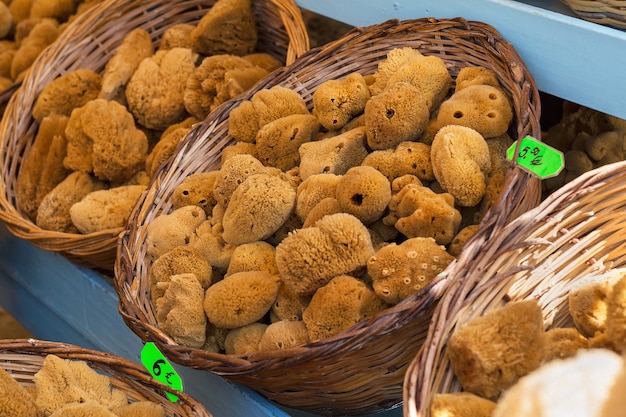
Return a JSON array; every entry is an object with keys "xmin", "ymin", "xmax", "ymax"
[
  {"xmin": 141, "ymin": 342, "xmax": 183, "ymax": 402},
  {"xmin": 506, "ymin": 136, "xmax": 564, "ymax": 179}
]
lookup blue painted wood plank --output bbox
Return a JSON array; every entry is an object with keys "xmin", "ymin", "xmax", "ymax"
[{"xmin": 296, "ymin": 0, "xmax": 626, "ymax": 120}]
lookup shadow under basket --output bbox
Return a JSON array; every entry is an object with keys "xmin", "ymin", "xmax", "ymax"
[
  {"xmin": 0, "ymin": 338, "xmax": 212, "ymax": 416},
  {"xmin": 403, "ymin": 159, "xmax": 626, "ymax": 417},
  {"xmin": 115, "ymin": 17, "xmax": 542, "ymax": 416},
  {"xmin": 0, "ymin": 0, "xmax": 309, "ymax": 273}
]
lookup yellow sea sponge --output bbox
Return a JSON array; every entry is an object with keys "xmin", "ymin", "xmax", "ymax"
[
  {"xmin": 224, "ymin": 322, "xmax": 268, "ymax": 355},
  {"xmin": 295, "ymin": 173, "xmax": 342, "ymax": 222},
  {"xmin": 431, "ymin": 392, "xmax": 496, "ymax": 417},
  {"xmin": 145, "ymin": 205, "xmax": 206, "ymax": 260},
  {"xmin": 149, "ymin": 245, "xmax": 213, "ymax": 300},
  {"xmin": 258, "ymin": 320, "xmax": 309, "ymax": 351},
  {"xmin": 312, "ymin": 72, "xmax": 371, "ymax": 131},
  {"xmin": 361, "ymin": 141, "xmax": 434, "ymax": 183},
  {"xmin": 335, "ymin": 165, "xmax": 391, "ymax": 225}
]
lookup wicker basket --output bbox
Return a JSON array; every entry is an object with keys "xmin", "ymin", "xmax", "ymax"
[
  {"xmin": 562, "ymin": 0, "xmax": 626, "ymax": 29},
  {"xmin": 403, "ymin": 159, "xmax": 626, "ymax": 417},
  {"xmin": 0, "ymin": 0, "xmax": 309, "ymax": 273},
  {"xmin": 115, "ymin": 17, "xmax": 541, "ymax": 416},
  {"xmin": 0, "ymin": 338, "xmax": 211, "ymax": 416}
]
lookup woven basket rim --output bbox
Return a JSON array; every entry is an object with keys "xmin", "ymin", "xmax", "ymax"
[
  {"xmin": 0, "ymin": 0, "xmax": 309, "ymax": 272},
  {"xmin": 0, "ymin": 338, "xmax": 212, "ymax": 416},
  {"xmin": 115, "ymin": 16, "xmax": 542, "ymax": 415},
  {"xmin": 403, "ymin": 157, "xmax": 626, "ymax": 417}
]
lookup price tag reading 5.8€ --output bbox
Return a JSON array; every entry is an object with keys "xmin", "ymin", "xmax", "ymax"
[
  {"xmin": 506, "ymin": 136, "xmax": 564, "ymax": 179},
  {"xmin": 141, "ymin": 342, "xmax": 183, "ymax": 402}
]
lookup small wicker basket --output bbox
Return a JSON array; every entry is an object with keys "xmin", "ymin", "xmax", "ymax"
[
  {"xmin": 0, "ymin": 0, "xmax": 309, "ymax": 273},
  {"xmin": 115, "ymin": 17, "xmax": 541, "ymax": 416},
  {"xmin": 403, "ymin": 159, "xmax": 626, "ymax": 417},
  {"xmin": 562, "ymin": 0, "xmax": 626, "ymax": 29},
  {"xmin": 0, "ymin": 338, "xmax": 212, "ymax": 416}
]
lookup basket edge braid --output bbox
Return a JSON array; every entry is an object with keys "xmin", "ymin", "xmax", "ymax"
[
  {"xmin": 0, "ymin": 0, "xmax": 309, "ymax": 272},
  {"xmin": 404, "ymin": 159, "xmax": 626, "ymax": 417},
  {"xmin": 562, "ymin": 0, "xmax": 626, "ymax": 29},
  {"xmin": 114, "ymin": 16, "xmax": 541, "ymax": 415},
  {"xmin": 0, "ymin": 338, "xmax": 212, "ymax": 417}
]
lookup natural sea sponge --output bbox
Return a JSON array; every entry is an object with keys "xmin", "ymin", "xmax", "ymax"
[
  {"xmin": 0, "ymin": 365, "xmax": 39, "ymax": 417},
  {"xmin": 606, "ymin": 272, "xmax": 626, "ymax": 352},
  {"xmin": 384, "ymin": 182, "xmax": 462, "ymax": 246},
  {"xmin": 114, "ymin": 401, "xmax": 165, "ymax": 417},
  {"xmin": 145, "ymin": 126, "xmax": 191, "ymax": 177},
  {"xmin": 362, "ymin": 141, "xmax": 434, "ymax": 183},
  {"xmin": 454, "ymin": 66, "xmax": 500, "ymax": 91},
  {"xmin": 431, "ymin": 125, "xmax": 491, "ymax": 207},
  {"xmin": 222, "ymin": 173, "xmax": 296, "ymax": 245},
  {"xmin": 16, "ymin": 114, "xmax": 70, "ymax": 221},
  {"xmin": 312, "ymin": 72, "xmax": 371, "ymax": 131},
  {"xmin": 431, "ymin": 392, "xmax": 496, "ymax": 417},
  {"xmin": 226, "ymin": 241, "xmax": 278, "ymax": 277},
  {"xmin": 295, "ymin": 173, "xmax": 342, "ymax": 221},
  {"xmin": 156, "ymin": 273, "xmax": 207, "ymax": 348},
  {"xmin": 447, "ymin": 300, "xmax": 546, "ymax": 400},
  {"xmin": 0, "ymin": 2, "xmax": 11, "ymax": 39},
  {"xmin": 302, "ymin": 275, "xmax": 387, "ymax": 341},
  {"xmin": 256, "ymin": 113, "xmax": 320, "ymax": 171},
  {"xmin": 11, "ymin": 18, "xmax": 60, "ymax": 81},
  {"xmin": 271, "ymin": 281, "xmax": 311, "ymax": 322},
  {"xmin": 364, "ymin": 81, "xmax": 429, "ymax": 150},
  {"xmin": 99, "ymin": 28, "xmax": 154, "ymax": 103},
  {"xmin": 258, "ymin": 320, "xmax": 309, "ymax": 351},
  {"xmin": 126, "ymin": 47, "xmax": 198, "ymax": 130},
  {"xmin": 32, "ymin": 69, "xmax": 102, "ymax": 122},
  {"xmin": 36, "ymin": 171, "xmax": 108, "ymax": 233},
  {"xmin": 224, "ymin": 322, "xmax": 268, "ymax": 355},
  {"xmin": 203, "ymin": 271, "xmax": 281, "ymax": 328},
  {"xmin": 228, "ymin": 85, "xmax": 308, "ymax": 143},
  {"xmin": 159, "ymin": 23, "xmax": 195, "ymax": 51},
  {"xmin": 189, "ymin": 218, "xmax": 236, "ymax": 273},
  {"xmin": 335, "ymin": 165, "xmax": 391, "ymax": 225},
  {"xmin": 145, "ymin": 205, "xmax": 206, "ymax": 260},
  {"xmin": 367, "ymin": 237, "xmax": 454, "ymax": 304},
  {"xmin": 448, "ymin": 224, "xmax": 480, "ymax": 256},
  {"xmin": 172, "ymin": 171, "xmax": 220, "ymax": 216},
  {"xmin": 213, "ymin": 154, "xmax": 267, "ymax": 207},
  {"xmin": 298, "ymin": 126, "xmax": 369, "ymax": 180},
  {"xmin": 190, "ymin": 0, "xmax": 257, "ymax": 56},
  {"xmin": 150, "ymin": 245, "xmax": 213, "ymax": 300},
  {"xmin": 542, "ymin": 327, "xmax": 588, "ymax": 362},
  {"xmin": 302, "ymin": 197, "xmax": 342, "ymax": 228},
  {"xmin": 276, "ymin": 212, "xmax": 375, "ymax": 296},
  {"xmin": 48, "ymin": 402, "xmax": 117, "ymax": 416}
]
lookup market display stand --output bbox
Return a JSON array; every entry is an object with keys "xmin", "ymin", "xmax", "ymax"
[{"xmin": 0, "ymin": 1, "xmax": 623, "ymax": 416}]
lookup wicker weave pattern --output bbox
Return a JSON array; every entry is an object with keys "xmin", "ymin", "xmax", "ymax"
[
  {"xmin": 0, "ymin": 339, "xmax": 212, "ymax": 416},
  {"xmin": 115, "ymin": 17, "xmax": 541, "ymax": 416},
  {"xmin": 562, "ymin": 0, "xmax": 626, "ymax": 28},
  {"xmin": 0, "ymin": 0, "xmax": 308, "ymax": 272},
  {"xmin": 403, "ymin": 159, "xmax": 626, "ymax": 417}
]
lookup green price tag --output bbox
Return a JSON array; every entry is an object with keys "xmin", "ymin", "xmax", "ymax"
[
  {"xmin": 506, "ymin": 136, "xmax": 564, "ymax": 179},
  {"xmin": 140, "ymin": 342, "xmax": 183, "ymax": 402}
]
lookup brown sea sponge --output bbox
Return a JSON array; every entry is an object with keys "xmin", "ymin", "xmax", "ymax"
[
  {"xmin": 431, "ymin": 125, "xmax": 491, "ymax": 207},
  {"xmin": 242, "ymin": 53, "xmax": 282, "ymax": 72},
  {"xmin": 99, "ymin": 28, "xmax": 154, "ymax": 103},
  {"xmin": 69, "ymin": 184, "xmax": 145, "ymax": 233},
  {"xmin": 159, "ymin": 23, "xmax": 195, "ymax": 50},
  {"xmin": 156, "ymin": 273, "xmax": 207, "ymax": 348},
  {"xmin": 0, "ymin": 365, "xmax": 39, "ymax": 417},
  {"xmin": 190, "ymin": 0, "xmax": 257, "ymax": 56},
  {"xmin": 298, "ymin": 126, "xmax": 369, "ymax": 180},
  {"xmin": 367, "ymin": 237, "xmax": 454, "ymax": 304},
  {"xmin": 221, "ymin": 141, "xmax": 258, "ymax": 163},
  {"xmin": 364, "ymin": 81, "xmax": 429, "ymax": 150},
  {"xmin": 145, "ymin": 205, "xmax": 206, "ymax": 260},
  {"xmin": 431, "ymin": 392, "xmax": 497, "ymax": 417},
  {"xmin": 48, "ymin": 402, "xmax": 118, "ymax": 416},
  {"xmin": 11, "ymin": 18, "xmax": 60, "ymax": 81},
  {"xmin": 433, "ymin": 84, "xmax": 513, "ymax": 139},
  {"xmin": 189, "ymin": 217, "xmax": 236, "ymax": 273},
  {"xmin": 213, "ymin": 154, "xmax": 268, "ymax": 207},
  {"xmin": 204, "ymin": 271, "xmax": 281, "ymax": 328},
  {"xmin": 125, "ymin": 47, "xmax": 198, "ymax": 130},
  {"xmin": 145, "ymin": 126, "xmax": 191, "ymax": 177},
  {"xmin": 384, "ymin": 183, "xmax": 462, "ymax": 245},
  {"xmin": 448, "ymin": 224, "xmax": 480, "ymax": 256},
  {"xmin": 222, "ymin": 173, "xmax": 296, "ymax": 245},
  {"xmin": 228, "ymin": 85, "xmax": 309, "ymax": 143},
  {"xmin": 36, "ymin": 171, "xmax": 108, "ymax": 233},
  {"xmin": 258, "ymin": 320, "xmax": 309, "ymax": 351},
  {"xmin": 64, "ymin": 99, "xmax": 149, "ymax": 184},
  {"xmin": 172, "ymin": 171, "xmax": 220, "ymax": 216},
  {"xmin": 454, "ymin": 66, "xmax": 500, "ymax": 92},
  {"xmin": 32, "ymin": 69, "xmax": 102, "ymax": 122},
  {"xmin": 149, "ymin": 245, "xmax": 213, "ymax": 300},
  {"xmin": 295, "ymin": 173, "xmax": 342, "ymax": 222},
  {"xmin": 114, "ymin": 401, "xmax": 165, "ymax": 417},
  {"xmin": 275, "ymin": 212, "xmax": 375, "ymax": 296},
  {"xmin": 368, "ymin": 47, "xmax": 423, "ymax": 95},
  {"xmin": 226, "ymin": 241, "xmax": 278, "ymax": 277},
  {"xmin": 0, "ymin": 2, "xmax": 11, "ymax": 39},
  {"xmin": 301, "ymin": 197, "xmax": 342, "ymax": 228},
  {"xmin": 256, "ymin": 113, "xmax": 320, "ymax": 171},
  {"xmin": 542, "ymin": 327, "xmax": 588, "ymax": 362},
  {"xmin": 335, "ymin": 165, "xmax": 391, "ymax": 225},
  {"xmin": 362, "ymin": 141, "xmax": 434, "ymax": 183},
  {"xmin": 271, "ymin": 282, "xmax": 311, "ymax": 322},
  {"xmin": 312, "ymin": 72, "xmax": 371, "ymax": 131},
  {"xmin": 302, "ymin": 275, "xmax": 387, "ymax": 342},
  {"xmin": 16, "ymin": 114, "xmax": 69, "ymax": 221},
  {"xmin": 447, "ymin": 300, "xmax": 546, "ymax": 400},
  {"xmin": 224, "ymin": 322, "xmax": 268, "ymax": 355},
  {"xmin": 606, "ymin": 271, "xmax": 626, "ymax": 352}
]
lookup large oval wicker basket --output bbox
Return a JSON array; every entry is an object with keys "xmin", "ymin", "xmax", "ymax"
[
  {"xmin": 0, "ymin": 0, "xmax": 309, "ymax": 273},
  {"xmin": 115, "ymin": 17, "xmax": 541, "ymax": 416},
  {"xmin": 403, "ymin": 159, "xmax": 626, "ymax": 416},
  {"xmin": 0, "ymin": 338, "xmax": 212, "ymax": 416}
]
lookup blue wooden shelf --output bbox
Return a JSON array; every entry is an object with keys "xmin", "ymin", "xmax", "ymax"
[{"xmin": 296, "ymin": 0, "xmax": 626, "ymax": 121}]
